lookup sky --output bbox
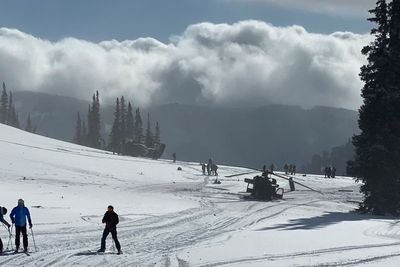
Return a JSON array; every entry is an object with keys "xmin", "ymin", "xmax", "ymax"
[{"xmin": 0, "ymin": 0, "xmax": 377, "ymax": 110}]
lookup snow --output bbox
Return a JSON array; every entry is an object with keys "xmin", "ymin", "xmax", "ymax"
[{"xmin": 1, "ymin": 123, "xmax": 400, "ymax": 266}]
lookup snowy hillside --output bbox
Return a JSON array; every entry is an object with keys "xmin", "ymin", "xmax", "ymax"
[{"xmin": 0, "ymin": 124, "xmax": 399, "ymax": 266}]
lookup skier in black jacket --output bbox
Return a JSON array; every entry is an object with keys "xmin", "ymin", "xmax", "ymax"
[{"xmin": 98, "ymin": 205, "xmax": 121, "ymax": 254}]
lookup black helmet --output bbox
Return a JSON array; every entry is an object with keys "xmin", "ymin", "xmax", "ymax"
[{"xmin": 1, "ymin": 207, "xmax": 7, "ymax": 215}]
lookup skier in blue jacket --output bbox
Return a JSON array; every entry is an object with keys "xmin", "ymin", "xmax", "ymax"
[{"xmin": 10, "ymin": 199, "xmax": 32, "ymax": 253}]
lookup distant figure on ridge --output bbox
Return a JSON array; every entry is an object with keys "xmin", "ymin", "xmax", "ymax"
[
  {"xmin": 172, "ymin": 152, "xmax": 176, "ymax": 163},
  {"xmin": 98, "ymin": 205, "xmax": 121, "ymax": 254}
]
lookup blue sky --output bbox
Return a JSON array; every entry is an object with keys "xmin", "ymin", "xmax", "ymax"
[{"xmin": 0, "ymin": 0, "xmax": 372, "ymax": 42}]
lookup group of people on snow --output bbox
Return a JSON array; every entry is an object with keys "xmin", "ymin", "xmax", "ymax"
[
  {"xmin": 283, "ymin": 164, "xmax": 297, "ymax": 175},
  {"xmin": 324, "ymin": 166, "xmax": 336, "ymax": 178},
  {"xmin": 1, "ymin": 200, "xmax": 122, "ymax": 255},
  {"xmin": 201, "ymin": 158, "xmax": 218, "ymax": 176}
]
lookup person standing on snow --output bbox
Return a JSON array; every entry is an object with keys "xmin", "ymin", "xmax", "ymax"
[
  {"xmin": 98, "ymin": 205, "xmax": 122, "ymax": 254},
  {"xmin": 10, "ymin": 199, "xmax": 32, "ymax": 253},
  {"xmin": 0, "ymin": 206, "xmax": 11, "ymax": 253}
]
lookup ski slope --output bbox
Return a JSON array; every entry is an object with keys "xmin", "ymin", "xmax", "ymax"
[{"xmin": 1, "ymin": 123, "xmax": 400, "ymax": 266}]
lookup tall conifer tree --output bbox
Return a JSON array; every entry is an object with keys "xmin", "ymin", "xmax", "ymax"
[
  {"xmin": 120, "ymin": 96, "xmax": 127, "ymax": 142},
  {"xmin": 145, "ymin": 112, "xmax": 154, "ymax": 148},
  {"xmin": 87, "ymin": 91, "xmax": 102, "ymax": 148},
  {"xmin": 351, "ymin": 0, "xmax": 400, "ymax": 215},
  {"xmin": 135, "ymin": 108, "xmax": 143, "ymax": 143},
  {"xmin": 25, "ymin": 113, "xmax": 33, "ymax": 133},
  {"xmin": 109, "ymin": 98, "xmax": 122, "ymax": 152},
  {"xmin": 1, "ymin": 82, "xmax": 8, "ymax": 124},
  {"xmin": 73, "ymin": 112, "xmax": 83, "ymax": 145},
  {"xmin": 126, "ymin": 102, "xmax": 135, "ymax": 141},
  {"xmin": 154, "ymin": 121, "xmax": 160, "ymax": 145}
]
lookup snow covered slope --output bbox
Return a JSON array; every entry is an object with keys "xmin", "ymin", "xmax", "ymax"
[{"xmin": 0, "ymin": 124, "xmax": 400, "ymax": 266}]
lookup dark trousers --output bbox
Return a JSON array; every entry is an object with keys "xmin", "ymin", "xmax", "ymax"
[
  {"xmin": 101, "ymin": 228, "xmax": 121, "ymax": 251},
  {"xmin": 15, "ymin": 225, "xmax": 28, "ymax": 249}
]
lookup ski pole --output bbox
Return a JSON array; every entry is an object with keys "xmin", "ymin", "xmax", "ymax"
[
  {"xmin": 30, "ymin": 228, "xmax": 38, "ymax": 252},
  {"xmin": 6, "ymin": 226, "xmax": 14, "ymax": 251},
  {"xmin": 2, "ymin": 223, "xmax": 12, "ymax": 250}
]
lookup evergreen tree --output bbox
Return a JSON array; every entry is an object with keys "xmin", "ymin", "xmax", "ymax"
[
  {"xmin": 135, "ymin": 108, "xmax": 143, "ymax": 143},
  {"xmin": 25, "ymin": 113, "xmax": 34, "ymax": 133},
  {"xmin": 7, "ymin": 91, "xmax": 19, "ymax": 127},
  {"xmin": 109, "ymin": 98, "xmax": 122, "ymax": 152},
  {"xmin": 350, "ymin": 0, "xmax": 400, "ymax": 215},
  {"xmin": 87, "ymin": 91, "xmax": 102, "ymax": 148},
  {"xmin": 1, "ymin": 82, "xmax": 8, "ymax": 124},
  {"xmin": 120, "ymin": 96, "xmax": 127, "ymax": 142},
  {"xmin": 73, "ymin": 112, "xmax": 83, "ymax": 145},
  {"xmin": 82, "ymin": 120, "xmax": 87, "ymax": 145},
  {"xmin": 145, "ymin": 112, "xmax": 154, "ymax": 148},
  {"xmin": 154, "ymin": 121, "xmax": 160, "ymax": 145},
  {"xmin": 126, "ymin": 102, "xmax": 135, "ymax": 141}
]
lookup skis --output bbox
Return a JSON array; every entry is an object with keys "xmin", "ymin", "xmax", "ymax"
[{"xmin": 74, "ymin": 250, "xmax": 122, "ymax": 256}]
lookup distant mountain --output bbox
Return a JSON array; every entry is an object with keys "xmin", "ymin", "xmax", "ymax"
[{"xmin": 13, "ymin": 91, "xmax": 359, "ymax": 170}]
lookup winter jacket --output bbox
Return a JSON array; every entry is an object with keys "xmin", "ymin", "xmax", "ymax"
[
  {"xmin": 102, "ymin": 211, "xmax": 119, "ymax": 230},
  {"xmin": 10, "ymin": 205, "xmax": 32, "ymax": 227}
]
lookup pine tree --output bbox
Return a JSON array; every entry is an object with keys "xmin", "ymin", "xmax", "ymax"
[
  {"xmin": 109, "ymin": 98, "xmax": 122, "ymax": 152},
  {"xmin": 126, "ymin": 102, "xmax": 135, "ymax": 141},
  {"xmin": 73, "ymin": 112, "xmax": 83, "ymax": 145},
  {"xmin": 120, "ymin": 96, "xmax": 127, "ymax": 142},
  {"xmin": 154, "ymin": 121, "xmax": 160, "ymax": 145},
  {"xmin": 145, "ymin": 112, "xmax": 154, "ymax": 148},
  {"xmin": 87, "ymin": 91, "xmax": 102, "ymax": 148},
  {"xmin": 350, "ymin": 0, "xmax": 400, "ymax": 215},
  {"xmin": 1, "ymin": 82, "xmax": 8, "ymax": 124},
  {"xmin": 25, "ymin": 113, "xmax": 33, "ymax": 133},
  {"xmin": 135, "ymin": 108, "xmax": 143, "ymax": 143},
  {"xmin": 82, "ymin": 120, "xmax": 87, "ymax": 145},
  {"xmin": 7, "ymin": 91, "xmax": 19, "ymax": 128}
]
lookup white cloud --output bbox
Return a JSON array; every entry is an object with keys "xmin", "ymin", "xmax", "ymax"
[
  {"xmin": 0, "ymin": 21, "xmax": 371, "ymax": 109},
  {"xmin": 226, "ymin": 0, "xmax": 376, "ymax": 17}
]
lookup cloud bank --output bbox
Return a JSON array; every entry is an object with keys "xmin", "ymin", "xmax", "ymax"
[
  {"xmin": 229, "ymin": 0, "xmax": 376, "ymax": 17},
  {"xmin": 0, "ymin": 21, "xmax": 370, "ymax": 109}
]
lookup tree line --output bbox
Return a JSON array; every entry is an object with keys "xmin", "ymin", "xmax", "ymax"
[
  {"xmin": 73, "ymin": 92, "xmax": 161, "ymax": 153},
  {"xmin": 0, "ymin": 82, "xmax": 37, "ymax": 133}
]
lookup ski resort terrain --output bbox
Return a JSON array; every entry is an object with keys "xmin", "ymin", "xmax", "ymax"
[{"xmin": 0, "ymin": 123, "xmax": 400, "ymax": 266}]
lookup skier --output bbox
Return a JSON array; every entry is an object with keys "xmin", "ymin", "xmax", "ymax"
[
  {"xmin": 172, "ymin": 152, "xmax": 176, "ymax": 163},
  {"xmin": 269, "ymin": 163, "xmax": 275, "ymax": 173},
  {"xmin": 10, "ymin": 199, "xmax": 32, "ymax": 253},
  {"xmin": 201, "ymin": 163, "xmax": 206, "ymax": 175},
  {"xmin": 211, "ymin": 164, "xmax": 218, "ymax": 176},
  {"xmin": 284, "ymin": 164, "xmax": 289, "ymax": 175},
  {"xmin": 98, "ymin": 205, "xmax": 121, "ymax": 254},
  {"xmin": 331, "ymin": 167, "xmax": 336, "ymax": 178},
  {"xmin": 0, "ymin": 206, "xmax": 11, "ymax": 253}
]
